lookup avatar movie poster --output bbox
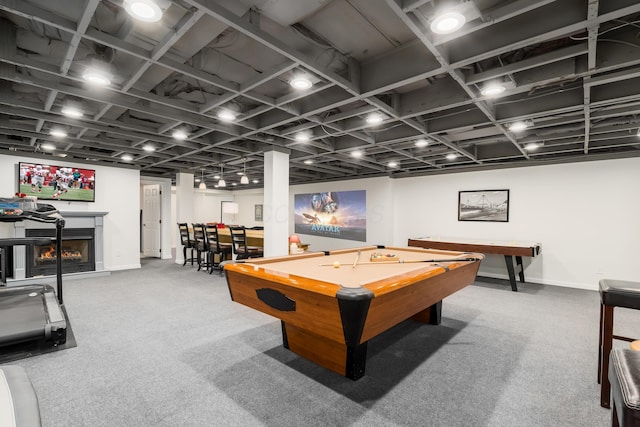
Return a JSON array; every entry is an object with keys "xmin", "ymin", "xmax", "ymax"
[{"xmin": 294, "ymin": 190, "xmax": 366, "ymax": 242}]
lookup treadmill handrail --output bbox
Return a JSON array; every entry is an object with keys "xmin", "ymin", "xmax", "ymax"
[{"xmin": 0, "ymin": 199, "xmax": 65, "ymax": 304}]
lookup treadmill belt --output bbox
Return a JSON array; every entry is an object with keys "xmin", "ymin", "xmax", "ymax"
[{"xmin": 0, "ymin": 293, "xmax": 47, "ymax": 345}]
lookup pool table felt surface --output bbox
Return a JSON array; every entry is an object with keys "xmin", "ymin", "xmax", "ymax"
[{"xmin": 230, "ymin": 246, "xmax": 482, "ymax": 292}]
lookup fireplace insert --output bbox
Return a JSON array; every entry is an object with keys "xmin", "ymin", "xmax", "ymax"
[{"xmin": 25, "ymin": 228, "xmax": 95, "ymax": 277}]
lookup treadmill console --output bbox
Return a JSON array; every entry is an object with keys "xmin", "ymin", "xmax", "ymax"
[{"xmin": 0, "ymin": 198, "xmax": 58, "ymax": 222}]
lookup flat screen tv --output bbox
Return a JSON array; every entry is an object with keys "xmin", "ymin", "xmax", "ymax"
[{"xmin": 18, "ymin": 162, "xmax": 95, "ymax": 202}]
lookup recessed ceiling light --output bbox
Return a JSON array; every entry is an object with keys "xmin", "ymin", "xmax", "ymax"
[
  {"xmin": 366, "ymin": 112, "xmax": 384, "ymax": 125},
  {"xmin": 351, "ymin": 150, "xmax": 363, "ymax": 158},
  {"xmin": 49, "ymin": 129, "xmax": 67, "ymax": 138},
  {"xmin": 446, "ymin": 153, "xmax": 458, "ymax": 160},
  {"xmin": 142, "ymin": 144, "xmax": 155, "ymax": 152},
  {"xmin": 304, "ymin": 159, "xmax": 313, "ymax": 165},
  {"xmin": 295, "ymin": 132, "xmax": 311, "ymax": 142},
  {"xmin": 509, "ymin": 121, "xmax": 529, "ymax": 132},
  {"xmin": 82, "ymin": 68, "xmax": 111, "ymax": 86},
  {"xmin": 121, "ymin": 154, "xmax": 133, "ymax": 161},
  {"xmin": 430, "ymin": 11, "xmax": 466, "ymax": 35},
  {"xmin": 415, "ymin": 138, "xmax": 429, "ymax": 148},
  {"xmin": 232, "ymin": 182, "xmax": 237, "ymax": 186},
  {"xmin": 388, "ymin": 161, "xmax": 398, "ymax": 168},
  {"xmin": 172, "ymin": 129, "xmax": 188, "ymax": 140},
  {"xmin": 41, "ymin": 143, "xmax": 55, "ymax": 151},
  {"xmin": 524, "ymin": 143, "xmax": 539, "ymax": 151},
  {"xmin": 252, "ymin": 179, "xmax": 259, "ymax": 184},
  {"xmin": 481, "ymin": 83, "xmax": 506, "ymax": 97},
  {"xmin": 124, "ymin": 0, "xmax": 163, "ymax": 22},
  {"xmin": 61, "ymin": 106, "xmax": 83, "ymax": 118},
  {"xmin": 290, "ymin": 76, "xmax": 313, "ymax": 90},
  {"xmin": 217, "ymin": 109, "xmax": 236, "ymax": 122}
]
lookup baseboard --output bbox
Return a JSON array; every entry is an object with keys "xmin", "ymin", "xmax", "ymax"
[
  {"xmin": 477, "ymin": 272, "xmax": 597, "ymax": 291},
  {"xmin": 6, "ymin": 270, "xmax": 111, "ymax": 286},
  {"xmin": 108, "ymin": 263, "xmax": 142, "ymax": 271}
]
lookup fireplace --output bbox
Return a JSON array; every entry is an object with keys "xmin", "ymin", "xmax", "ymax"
[
  {"xmin": 10, "ymin": 211, "xmax": 107, "ymax": 283},
  {"xmin": 25, "ymin": 228, "xmax": 95, "ymax": 277}
]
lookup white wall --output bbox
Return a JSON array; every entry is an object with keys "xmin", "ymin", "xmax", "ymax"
[
  {"xmin": 233, "ymin": 189, "xmax": 265, "ymax": 228},
  {"xmin": 0, "ymin": 153, "xmax": 141, "ymax": 271},
  {"xmin": 392, "ymin": 158, "xmax": 640, "ymax": 290}
]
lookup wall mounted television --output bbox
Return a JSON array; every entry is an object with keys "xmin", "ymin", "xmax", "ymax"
[{"xmin": 18, "ymin": 162, "xmax": 95, "ymax": 202}]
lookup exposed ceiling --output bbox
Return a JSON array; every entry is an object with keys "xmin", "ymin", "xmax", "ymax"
[{"xmin": 1, "ymin": 0, "xmax": 640, "ymax": 189}]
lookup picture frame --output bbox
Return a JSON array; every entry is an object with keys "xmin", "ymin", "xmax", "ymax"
[
  {"xmin": 458, "ymin": 189, "xmax": 509, "ymax": 222},
  {"xmin": 254, "ymin": 204, "xmax": 263, "ymax": 221}
]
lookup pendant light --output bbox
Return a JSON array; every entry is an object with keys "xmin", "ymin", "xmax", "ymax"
[
  {"xmin": 240, "ymin": 158, "xmax": 249, "ymax": 184},
  {"xmin": 217, "ymin": 164, "xmax": 226, "ymax": 187},
  {"xmin": 198, "ymin": 168, "xmax": 206, "ymax": 189}
]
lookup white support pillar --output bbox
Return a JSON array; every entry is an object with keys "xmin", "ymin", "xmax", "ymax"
[
  {"xmin": 175, "ymin": 172, "xmax": 194, "ymax": 264},
  {"xmin": 263, "ymin": 149, "xmax": 290, "ymax": 257}
]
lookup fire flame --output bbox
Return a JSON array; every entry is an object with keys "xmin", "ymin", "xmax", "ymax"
[{"xmin": 39, "ymin": 245, "xmax": 83, "ymax": 261}]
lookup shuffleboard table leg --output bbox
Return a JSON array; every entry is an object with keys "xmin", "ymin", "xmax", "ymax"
[
  {"xmin": 516, "ymin": 256, "xmax": 525, "ymax": 282},
  {"xmin": 504, "ymin": 255, "xmax": 518, "ymax": 292}
]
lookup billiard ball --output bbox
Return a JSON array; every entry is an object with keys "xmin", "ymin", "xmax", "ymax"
[{"xmin": 333, "ymin": 261, "xmax": 340, "ymax": 268}]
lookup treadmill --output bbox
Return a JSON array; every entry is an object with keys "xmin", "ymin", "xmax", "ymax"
[{"xmin": 0, "ymin": 197, "xmax": 67, "ymax": 348}]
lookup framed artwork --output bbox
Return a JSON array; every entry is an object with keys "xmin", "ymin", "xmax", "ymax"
[
  {"xmin": 458, "ymin": 189, "xmax": 509, "ymax": 222},
  {"xmin": 293, "ymin": 190, "xmax": 366, "ymax": 241},
  {"xmin": 254, "ymin": 204, "xmax": 263, "ymax": 221}
]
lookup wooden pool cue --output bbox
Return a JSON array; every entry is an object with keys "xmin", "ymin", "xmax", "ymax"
[
  {"xmin": 352, "ymin": 250, "xmax": 361, "ymax": 268},
  {"xmin": 320, "ymin": 257, "xmax": 481, "ymax": 266}
]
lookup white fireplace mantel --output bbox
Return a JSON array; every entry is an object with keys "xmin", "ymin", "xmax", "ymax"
[{"xmin": 12, "ymin": 211, "xmax": 108, "ymax": 281}]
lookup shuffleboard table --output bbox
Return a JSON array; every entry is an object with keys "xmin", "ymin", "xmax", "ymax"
[
  {"xmin": 408, "ymin": 237, "xmax": 541, "ymax": 291},
  {"xmin": 224, "ymin": 245, "xmax": 483, "ymax": 380}
]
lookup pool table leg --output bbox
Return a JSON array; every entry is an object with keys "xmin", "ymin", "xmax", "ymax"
[
  {"xmin": 411, "ymin": 300, "xmax": 442, "ymax": 325},
  {"xmin": 281, "ymin": 321, "xmax": 367, "ymax": 380}
]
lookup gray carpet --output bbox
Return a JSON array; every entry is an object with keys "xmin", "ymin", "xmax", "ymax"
[{"xmin": 3, "ymin": 258, "xmax": 636, "ymax": 426}]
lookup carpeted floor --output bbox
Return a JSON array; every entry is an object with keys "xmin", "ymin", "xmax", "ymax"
[{"xmin": 2, "ymin": 257, "xmax": 636, "ymax": 426}]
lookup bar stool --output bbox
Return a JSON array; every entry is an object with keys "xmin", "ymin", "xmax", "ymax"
[
  {"xmin": 177, "ymin": 223, "xmax": 196, "ymax": 266},
  {"xmin": 599, "ymin": 279, "xmax": 640, "ymax": 408},
  {"xmin": 608, "ymin": 349, "xmax": 640, "ymax": 427}
]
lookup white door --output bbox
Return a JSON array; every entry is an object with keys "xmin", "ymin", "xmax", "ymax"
[{"xmin": 142, "ymin": 184, "xmax": 161, "ymax": 257}]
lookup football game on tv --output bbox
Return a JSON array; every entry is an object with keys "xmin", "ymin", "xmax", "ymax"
[{"xmin": 18, "ymin": 162, "xmax": 95, "ymax": 202}]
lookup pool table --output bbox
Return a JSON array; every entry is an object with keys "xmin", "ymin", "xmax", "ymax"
[{"xmin": 224, "ymin": 245, "xmax": 483, "ymax": 380}]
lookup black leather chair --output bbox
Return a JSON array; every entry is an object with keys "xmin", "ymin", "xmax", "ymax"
[
  {"xmin": 609, "ymin": 349, "xmax": 640, "ymax": 426},
  {"xmin": 599, "ymin": 279, "xmax": 640, "ymax": 408},
  {"xmin": 177, "ymin": 223, "xmax": 196, "ymax": 266},
  {"xmin": 229, "ymin": 226, "xmax": 263, "ymax": 260},
  {"xmin": 205, "ymin": 224, "xmax": 232, "ymax": 274}
]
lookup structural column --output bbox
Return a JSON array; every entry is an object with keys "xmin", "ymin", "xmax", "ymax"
[
  {"xmin": 263, "ymin": 149, "xmax": 290, "ymax": 257},
  {"xmin": 175, "ymin": 172, "xmax": 194, "ymax": 264}
]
